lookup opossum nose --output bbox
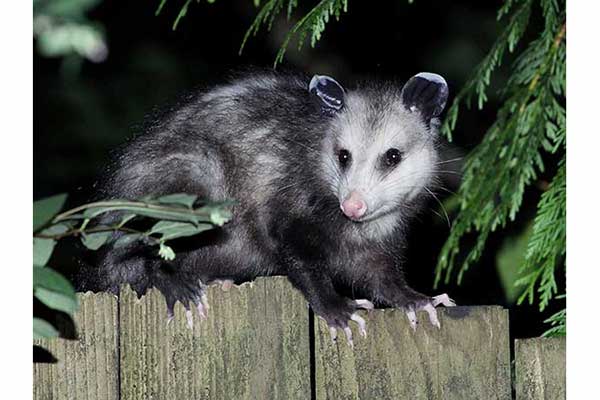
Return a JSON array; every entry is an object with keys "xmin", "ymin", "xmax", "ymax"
[{"xmin": 341, "ymin": 192, "xmax": 367, "ymax": 219}]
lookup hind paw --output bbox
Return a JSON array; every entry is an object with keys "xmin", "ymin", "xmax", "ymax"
[{"xmin": 164, "ymin": 280, "xmax": 210, "ymax": 329}]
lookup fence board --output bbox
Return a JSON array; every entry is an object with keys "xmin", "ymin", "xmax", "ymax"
[
  {"xmin": 119, "ymin": 276, "xmax": 310, "ymax": 400},
  {"xmin": 515, "ymin": 337, "xmax": 566, "ymax": 400},
  {"xmin": 315, "ymin": 305, "xmax": 511, "ymax": 400},
  {"xmin": 33, "ymin": 292, "xmax": 119, "ymax": 400}
]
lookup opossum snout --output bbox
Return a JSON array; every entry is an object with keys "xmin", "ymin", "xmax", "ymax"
[{"xmin": 340, "ymin": 191, "xmax": 367, "ymax": 220}]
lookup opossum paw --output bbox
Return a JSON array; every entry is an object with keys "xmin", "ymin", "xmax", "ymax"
[
  {"xmin": 319, "ymin": 299, "xmax": 373, "ymax": 349},
  {"xmin": 404, "ymin": 293, "xmax": 456, "ymax": 331},
  {"xmin": 162, "ymin": 279, "xmax": 209, "ymax": 328}
]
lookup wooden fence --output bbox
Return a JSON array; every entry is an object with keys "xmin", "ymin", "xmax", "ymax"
[{"xmin": 34, "ymin": 277, "xmax": 565, "ymax": 400}]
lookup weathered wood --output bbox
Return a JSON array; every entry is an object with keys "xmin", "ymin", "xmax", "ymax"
[
  {"xmin": 33, "ymin": 292, "xmax": 119, "ymax": 400},
  {"xmin": 315, "ymin": 305, "xmax": 511, "ymax": 400},
  {"xmin": 119, "ymin": 276, "xmax": 310, "ymax": 400},
  {"xmin": 515, "ymin": 337, "xmax": 565, "ymax": 400}
]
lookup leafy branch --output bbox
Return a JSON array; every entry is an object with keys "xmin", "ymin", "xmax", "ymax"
[{"xmin": 33, "ymin": 192, "xmax": 233, "ymax": 344}]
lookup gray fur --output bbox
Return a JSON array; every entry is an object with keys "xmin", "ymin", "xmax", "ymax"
[{"xmin": 78, "ymin": 69, "xmax": 449, "ymax": 330}]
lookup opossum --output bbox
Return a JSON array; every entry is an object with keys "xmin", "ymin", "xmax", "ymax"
[{"xmin": 77, "ymin": 69, "xmax": 455, "ymax": 344}]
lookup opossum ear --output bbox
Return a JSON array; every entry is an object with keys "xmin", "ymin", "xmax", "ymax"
[
  {"xmin": 309, "ymin": 75, "xmax": 345, "ymax": 112},
  {"xmin": 401, "ymin": 72, "xmax": 449, "ymax": 120}
]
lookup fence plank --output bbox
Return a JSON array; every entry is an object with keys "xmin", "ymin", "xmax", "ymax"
[
  {"xmin": 515, "ymin": 337, "xmax": 566, "ymax": 400},
  {"xmin": 119, "ymin": 276, "xmax": 310, "ymax": 400},
  {"xmin": 33, "ymin": 292, "xmax": 119, "ymax": 400},
  {"xmin": 315, "ymin": 305, "xmax": 511, "ymax": 400}
]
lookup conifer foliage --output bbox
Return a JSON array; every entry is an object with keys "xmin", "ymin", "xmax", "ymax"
[
  {"xmin": 158, "ymin": 0, "xmax": 567, "ymax": 335},
  {"xmin": 436, "ymin": 0, "xmax": 566, "ymax": 336}
]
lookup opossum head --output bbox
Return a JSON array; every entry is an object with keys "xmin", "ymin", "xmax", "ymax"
[{"xmin": 312, "ymin": 73, "xmax": 448, "ymax": 224}]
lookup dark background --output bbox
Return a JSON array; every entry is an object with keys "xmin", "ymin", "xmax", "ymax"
[{"xmin": 34, "ymin": 0, "xmax": 561, "ymax": 339}]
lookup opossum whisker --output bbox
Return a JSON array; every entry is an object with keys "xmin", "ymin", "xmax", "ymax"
[
  {"xmin": 435, "ymin": 156, "xmax": 464, "ymax": 165},
  {"xmin": 424, "ymin": 186, "xmax": 451, "ymax": 228}
]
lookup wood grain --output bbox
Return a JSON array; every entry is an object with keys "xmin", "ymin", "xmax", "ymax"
[
  {"xmin": 315, "ymin": 305, "xmax": 511, "ymax": 400},
  {"xmin": 118, "ymin": 276, "xmax": 310, "ymax": 400},
  {"xmin": 515, "ymin": 337, "xmax": 565, "ymax": 400},
  {"xmin": 33, "ymin": 292, "xmax": 119, "ymax": 400}
]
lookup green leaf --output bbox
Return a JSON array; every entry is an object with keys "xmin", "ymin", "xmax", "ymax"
[
  {"xmin": 82, "ymin": 203, "xmax": 204, "ymax": 224},
  {"xmin": 34, "ymin": 0, "xmax": 102, "ymax": 18},
  {"xmin": 34, "ymin": 193, "xmax": 68, "ymax": 232},
  {"xmin": 33, "ymin": 266, "xmax": 78, "ymax": 315},
  {"xmin": 81, "ymin": 231, "xmax": 113, "ymax": 250},
  {"xmin": 33, "ymin": 223, "xmax": 71, "ymax": 267},
  {"xmin": 196, "ymin": 201, "xmax": 235, "ymax": 226},
  {"xmin": 157, "ymin": 193, "xmax": 198, "ymax": 208},
  {"xmin": 158, "ymin": 243, "xmax": 176, "ymax": 261},
  {"xmin": 113, "ymin": 233, "xmax": 143, "ymax": 248},
  {"xmin": 118, "ymin": 213, "xmax": 137, "ymax": 227},
  {"xmin": 33, "ymin": 238, "xmax": 56, "ymax": 267},
  {"xmin": 150, "ymin": 221, "xmax": 214, "ymax": 241},
  {"xmin": 42, "ymin": 223, "xmax": 71, "ymax": 235},
  {"xmin": 33, "ymin": 317, "xmax": 59, "ymax": 340}
]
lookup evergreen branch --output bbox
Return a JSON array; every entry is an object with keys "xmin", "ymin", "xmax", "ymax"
[
  {"xmin": 516, "ymin": 156, "xmax": 565, "ymax": 310},
  {"xmin": 441, "ymin": 0, "xmax": 533, "ymax": 141},
  {"xmin": 435, "ymin": 2, "xmax": 566, "ymax": 288},
  {"xmin": 240, "ymin": 0, "xmax": 347, "ymax": 65},
  {"xmin": 172, "ymin": 0, "xmax": 194, "ymax": 31},
  {"xmin": 273, "ymin": 0, "xmax": 347, "ymax": 66},
  {"xmin": 542, "ymin": 304, "xmax": 566, "ymax": 337},
  {"xmin": 239, "ymin": 0, "xmax": 290, "ymax": 55}
]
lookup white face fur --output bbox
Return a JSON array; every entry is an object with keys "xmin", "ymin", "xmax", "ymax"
[{"xmin": 321, "ymin": 92, "xmax": 439, "ymax": 226}]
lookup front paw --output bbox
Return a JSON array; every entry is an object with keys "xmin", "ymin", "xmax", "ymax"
[
  {"xmin": 315, "ymin": 298, "xmax": 374, "ymax": 348},
  {"xmin": 402, "ymin": 293, "xmax": 456, "ymax": 331}
]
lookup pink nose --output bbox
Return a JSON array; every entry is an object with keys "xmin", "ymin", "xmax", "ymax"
[{"xmin": 341, "ymin": 192, "xmax": 367, "ymax": 219}]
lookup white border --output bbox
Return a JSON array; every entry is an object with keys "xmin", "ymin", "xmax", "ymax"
[
  {"xmin": 2, "ymin": 0, "xmax": 593, "ymax": 397},
  {"xmin": 567, "ymin": 1, "xmax": 600, "ymax": 398},
  {"xmin": 0, "ymin": 0, "xmax": 33, "ymax": 396}
]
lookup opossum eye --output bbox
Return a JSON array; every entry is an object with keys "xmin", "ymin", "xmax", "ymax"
[
  {"xmin": 309, "ymin": 75, "xmax": 345, "ymax": 112},
  {"xmin": 338, "ymin": 149, "xmax": 351, "ymax": 168},
  {"xmin": 384, "ymin": 148, "xmax": 402, "ymax": 167},
  {"xmin": 401, "ymin": 72, "xmax": 449, "ymax": 121}
]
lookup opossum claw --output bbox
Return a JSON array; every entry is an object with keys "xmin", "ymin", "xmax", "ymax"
[
  {"xmin": 406, "ymin": 309, "xmax": 418, "ymax": 331},
  {"xmin": 354, "ymin": 299, "xmax": 374, "ymax": 310},
  {"xmin": 329, "ymin": 326, "xmax": 338, "ymax": 342},
  {"xmin": 343, "ymin": 327, "xmax": 354, "ymax": 348},
  {"xmin": 166, "ymin": 309, "xmax": 175, "ymax": 325},
  {"xmin": 432, "ymin": 293, "xmax": 456, "ymax": 307},
  {"xmin": 423, "ymin": 303, "xmax": 440, "ymax": 329},
  {"xmin": 185, "ymin": 309, "xmax": 194, "ymax": 329},
  {"xmin": 351, "ymin": 313, "xmax": 367, "ymax": 337},
  {"xmin": 196, "ymin": 302, "xmax": 207, "ymax": 320},
  {"xmin": 200, "ymin": 293, "xmax": 210, "ymax": 310}
]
